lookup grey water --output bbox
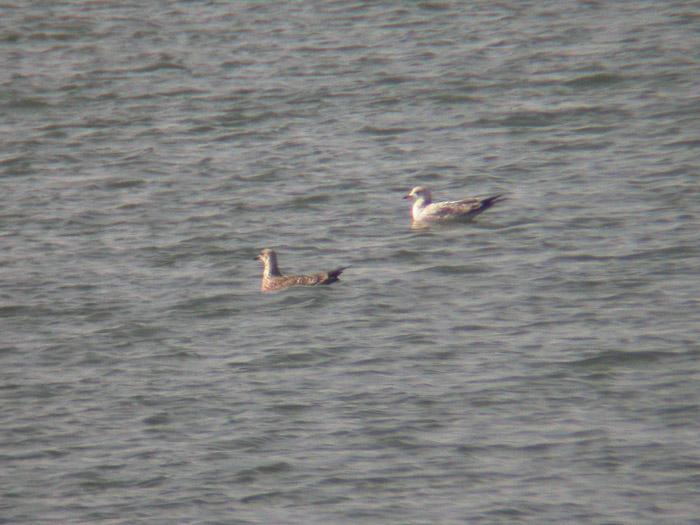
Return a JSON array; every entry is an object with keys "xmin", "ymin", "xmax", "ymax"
[{"xmin": 2, "ymin": 1, "xmax": 700, "ymax": 523}]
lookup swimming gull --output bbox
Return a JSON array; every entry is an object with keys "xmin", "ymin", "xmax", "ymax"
[
  {"xmin": 255, "ymin": 249, "xmax": 348, "ymax": 292},
  {"xmin": 404, "ymin": 186, "xmax": 504, "ymax": 226}
]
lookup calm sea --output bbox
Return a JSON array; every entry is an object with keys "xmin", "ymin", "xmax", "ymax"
[{"xmin": 2, "ymin": 1, "xmax": 700, "ymax": 523}]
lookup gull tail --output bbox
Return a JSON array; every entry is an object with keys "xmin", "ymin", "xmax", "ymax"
[
  {"xmin": 325, "ymin": 266, "xmax": 349, "ymax": 284},
  {"xmin": 480, "ymin": 194, "xmax": 505, "ymax": 211}
]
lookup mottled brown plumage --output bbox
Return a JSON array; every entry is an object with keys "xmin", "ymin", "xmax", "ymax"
[{"xmin": 254, "ymin": 249, "xmax": 348, "ymax": 292}]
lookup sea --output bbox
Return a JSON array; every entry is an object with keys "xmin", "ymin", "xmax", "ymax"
[{"xmin": 2, "ymin": 1, "xmax": 700, "ymax": 523}]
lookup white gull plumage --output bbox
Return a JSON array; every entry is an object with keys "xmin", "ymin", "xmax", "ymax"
[{"xmin": 404, "ymin": 186, "xmax": 504, "ymax": 227}]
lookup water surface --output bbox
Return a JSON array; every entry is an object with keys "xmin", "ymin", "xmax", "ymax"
[{"xmin": 2, "ymin": 1, "xmax": 700, "ymax": 523}]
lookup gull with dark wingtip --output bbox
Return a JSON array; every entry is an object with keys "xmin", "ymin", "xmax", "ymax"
[
  {"xmin": 254, "ymin": 249, "xmax": 348, "ymax": 292},
  {"xmin": 404, "ymin": 186, "xmax": 504, "ymax": 227}
]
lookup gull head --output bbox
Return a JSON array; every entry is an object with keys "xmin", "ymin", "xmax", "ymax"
[
  {"xmin": 255, "ymin": 249, "xmax": 281, "ymax": 277},
  {"xmin": 255, "ymin": 249, "xmax": 277, "ymax": 266},
  {"xmin": 404, "ymin": 186, "xmax": 432, "ymax": 204}
]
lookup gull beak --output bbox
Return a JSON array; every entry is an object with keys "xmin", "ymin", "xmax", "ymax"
[
  {"xmin": 254, "ymin": 255, "xmax": 261, "ymax": 261},
  {"xmin": 404, "ymin": 193, "xmax": 413, "ymax": 199}
]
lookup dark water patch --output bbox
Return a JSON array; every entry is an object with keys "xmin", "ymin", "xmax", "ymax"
[
  {"xmin": 142, "ymin": 412, "xmax": 171, "ymax": 426},
  {"xmin": 251, "ymin": 461, "xmax": 293, "ymax": 476},
  {"xmin": 485, "ymin": 505, "xmax": 537, "ymax": 520},
  {"xmin": 564, "ymin": 72, "xmax": 626, "ymax": 89},
  {"xmin": 171, "ymin": 302, "xmax": 243, "ymax": 319},
  {"xmin": 544, "ymin": 138, "xmax": 613, "ymax": 151},
  {"xmin": 0, "ymin": 155, "xmax": 34, "ymax": 177},
  {"xmin": 133, "ymin": 59, "xmax": 189, "ymax": 74},
  {"xmin": 420, "ymin": 264, "xmax": 489, "ymax": 275},
  {"xmin": 653, "ymin": 403, "xmax": 700, "ymax": 428},
  {"xmin": 286, "ymin": 192, "xmax": 332, "ymax": 208},
  {"xmin": 270, "ymin": 403, "xmax": 312, "ymax": 414},
  {"xmin": 565, "ymin": 350, "xmax": 678, "ymax": 370},
  {"xmin": 373, "ymin": 73, "xmax": 413, "ymax": 86},
  {"xmin": 391, "ymin": 332, "xmax": 434, "ymax": 346},
  {"xmin": 367, "ymin": 95, "xmax": 411, "ymax": 108},
  {"xmin": 255, "ymin": 350, "xmax": 332, "ymax": 369},
  {"xmin": 621, "ymin": 245, "xmax": 698, "ymax": 262},
  {"xmin": 480, "ymin": 111, "xmax": 558, "ymax": 130},
  {"xmin": 450, "ymin": 320, "xmax": 489, "ymax": 333},
  {"xmin": 1, "ymin": 30, "xmax": 22, "ymax": 43},
  {"xmin": 417, "ymin": 2, "xmax": 452, "ymax": 12},
  {"xmin": 102, "ymin": 178, "xmax": 147, "ymax": 190},
  {"xmin": 240, "ymin": 490, "xmax": 287, "ymax": 504},
  {"xmin": 476, "ymin": 104, "xmax": 630, "ymax": 131},
  {"xmin": 345, "ymin": 358, "xmax": 396, "ymax": 372},
  {"xmin": 2, "ymin": 97, "xmax": 51, "ymax": 110},
  {"xmin": 0, "ymin": 345, "xmax": 20, "ymax": 356},
  {"xmin": 105, "ymin": 321, "xmax": 171, "ymax": 342},
  {"xmin": 359, "ymin": 125, "xmax": 414, "ymax": 136},
  {"xmin": 663, "ymin": 138, "xmax": 700, "ymax": 150},
  {"xmin": 1, "ymin": 447, "xmax": 68, "ymax": 462},
  {"xmin": 545, "ymin": 243, "xmax": 698, "ymax": 265},
  {"xmin": 0, "ymin": 304, "xmax": 34, "ymax": 317}
]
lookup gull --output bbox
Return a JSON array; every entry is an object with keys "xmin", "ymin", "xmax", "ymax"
[
  {"xmin": 254, "ymin": 249, "xmax": 348, "ymax": 292},
  {"xmin": 404, "ymin": 186, "xmax": 504, "ymax": 226}
]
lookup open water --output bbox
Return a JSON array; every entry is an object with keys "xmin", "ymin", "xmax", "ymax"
[{"xmin": 2, "ymin": 1, "xmax": 700, "ymax": 523}]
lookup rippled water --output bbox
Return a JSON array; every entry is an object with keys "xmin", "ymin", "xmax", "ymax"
[{"xmin": 2, "ymin": 1, "xmax": 700, "ymax": 523}]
